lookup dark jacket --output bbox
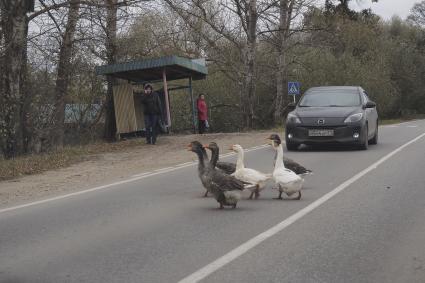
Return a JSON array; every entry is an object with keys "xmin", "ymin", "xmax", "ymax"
[{"xmin": 140, "ymin": 92, "xmax": 163, "ymax": 115}]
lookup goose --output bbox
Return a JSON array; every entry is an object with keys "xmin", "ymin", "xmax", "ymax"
[
  {"xmin": 267, "ymin": 135, "xmax": 304, "ymax": 200},
  {"xmin": 188, "ymin": 141, "xmax": 245, "ymax": 209},
  {"xmin": 187, "ymin": 140, "xmax": 211, "ymax": 197},
  {"xmin": 268, "ymin": 134, "xmax": 312, "ymax": 176},
  {"xmin": 230, "ymin": 144, "xmax": 271, "ymax": 199}
]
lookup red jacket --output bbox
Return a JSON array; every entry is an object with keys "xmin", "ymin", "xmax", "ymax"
[{"xmin": 197, "ymin": 99, "xmax": 208, "ymax": 121}]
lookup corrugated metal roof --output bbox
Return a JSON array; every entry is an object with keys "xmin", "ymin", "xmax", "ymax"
[{"xmin": 95, "ymin": 55, "xmax": 208, "ymax": 82}]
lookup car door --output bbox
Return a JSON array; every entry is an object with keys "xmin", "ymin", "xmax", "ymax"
[{"xmin": 362, "ymin": 91, "xmax": 377, "ymax": 137}]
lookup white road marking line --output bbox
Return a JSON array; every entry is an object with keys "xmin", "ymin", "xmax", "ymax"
[
  {"xmin": 131, "ymin": 172, "xmax": 152, "ymax": 178},
  {"xmin": 0, "ymin": 144, "xmax": 269, "ymax": 214},
  {"xmin": 175, "ymin": 162, "xmax": 195, "ymax": 167},
  {"xmin": 245, "ymin": 144, "xmax": 269, "ymax": 152},
  {"xmin": 407, "ymin": 125, "xmax": 418, "ymax": 128},
  {"xmin": 178, "ymin": 132, "xmax": 425, "ymax": 283},
  {"xmin": 219, "ymin": 153, "xmax": 234, "ymax": 158},
  {"xmin": 154, "ymin": 167, "xmax": 175, "ymax": 172}
]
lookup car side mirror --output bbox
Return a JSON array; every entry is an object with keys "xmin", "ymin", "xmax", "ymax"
[
  {"xmin": 287, "ymin": 102, "xmax": 296, "ymax": 111},
  {"xmin": 364, "ymin": 101, "xmax": 376, "ymax": 109}
]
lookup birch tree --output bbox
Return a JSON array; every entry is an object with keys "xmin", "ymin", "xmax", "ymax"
[
  {"xmin": 0, "ymin": 0, "xmax": 31, "ymax": 158},
  {"xmin": 164, "ymin": 0, "xmax": 275, "ymax": 128}
]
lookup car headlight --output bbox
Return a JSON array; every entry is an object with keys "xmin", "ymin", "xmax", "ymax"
[
  {"xmin": 287, "ymin": 113, "xmax": 301, "ymax": 124},
  {"xmin": 344, "ymin": 113, "xmax": 363, "ymax": 123}
]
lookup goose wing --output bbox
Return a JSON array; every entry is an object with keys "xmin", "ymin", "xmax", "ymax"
[
  {"xmin": 211, "ymin": 170, "xmax": 245, "ymax": 191},
  {"xmin": 233, "ymin": 168, "xmax": 270, "ymax": 184},
  {"xmin": 283, "ymin": 157, "xmax": 312, "ymax": 175},
  {"xmin": 216, "ymin": 161, "xmax": 236, "ymax": 174},
  {"xmin": 273, "ymin": 167, "xmax": 302, "ymax": 184}
]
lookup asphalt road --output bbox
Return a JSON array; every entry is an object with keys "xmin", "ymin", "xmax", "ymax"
[{"xmin": 1, "ymin": 120, "xmax": 425, "ymax": 283}]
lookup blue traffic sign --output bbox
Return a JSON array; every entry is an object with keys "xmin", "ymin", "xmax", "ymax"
[{"xmin": 288, "ymin": 82, "xmax": 301, "ymax": 95}]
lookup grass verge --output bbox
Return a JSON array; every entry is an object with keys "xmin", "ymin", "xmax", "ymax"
[{"xmin": 0, "ymin": 139, "xmax": 144, "ymax": 181}]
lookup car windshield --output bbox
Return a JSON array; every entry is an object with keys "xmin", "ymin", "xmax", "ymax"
[{"xmin": 299, "ymin": 89, "xmax": 361, "ymax": 107}]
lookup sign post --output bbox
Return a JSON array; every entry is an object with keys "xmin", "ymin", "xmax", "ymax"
[{"xmin": 288, "ymin": 81, "xmax": 301, "ymax": 103}]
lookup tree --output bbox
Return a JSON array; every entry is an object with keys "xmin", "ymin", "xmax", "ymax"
[
  {"xmin": 325, "ymin": 0, "xmax": 378, "ymax": 19},
  {"xmin": 0, "ymin": 0, "xmax": 29, "ymax": 158},
  {"xmin": 0, "ymin": 0, "xmax": 72, "ymax": 158},
  {"xmin": 273, "ymin": 0, "xmax": 293, "ymax": 125},
  {"xmin": 164, "ymin": 0, "xmax": 273, "ymax": 128},
  {"xmin": 408, "ymin": 1, "xmax": 425, "ymax": 27},
  {"xmin": 256, "ymin": 0, "xmax": 319, "ymax": 125},
  {"xmin": 103, "ymin": 0, "xmax": 118, "ymax": 141},
  {"xmin": 51, "ymin": 0, "xmax": 81, "ymax": 148}
]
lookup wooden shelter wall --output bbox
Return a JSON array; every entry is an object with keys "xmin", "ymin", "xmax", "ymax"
[
  {"xmin": 113, "ymin": 84, "xmax": 139, "ymax": 134},
  {"xmin": 133, "ymin": 94, "xmax": 145, "ymax": 130}
]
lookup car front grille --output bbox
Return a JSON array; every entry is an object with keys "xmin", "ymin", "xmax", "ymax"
[
  {"xmin": 292, "ymin": 126, "xmax": 360, "ymax": 139},
  {"xmin": 299, "ymin": 117, "xmax": 346, "ymax": 126}
]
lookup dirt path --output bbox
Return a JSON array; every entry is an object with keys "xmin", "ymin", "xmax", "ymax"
[{"xmin": 0, "ymin": 131, "xmax": 278, "ymax": 208}]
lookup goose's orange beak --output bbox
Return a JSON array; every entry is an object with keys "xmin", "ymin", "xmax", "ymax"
[
  {"xmin": 203, "ymin": 144, "xmax": 209, "ymax": 149},
  {"xmin": 187, "ymin": 143, "xmax": 192, "ymax": 151},
  {"xmin": 229, "ymin": 145, "xmax": 234, "ymax": 150}
]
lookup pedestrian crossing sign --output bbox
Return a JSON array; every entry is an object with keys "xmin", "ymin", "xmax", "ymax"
[{"xmin": 288, "ymin": 82, "xmax": 300, "ymax": 95}]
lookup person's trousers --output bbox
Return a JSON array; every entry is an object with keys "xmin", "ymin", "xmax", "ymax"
[
  {"xmin": 198, "ymin": 120, "xmax": 206, "ymax": 134},
  {"xmin": 144, "ymin": 114, "xmax": 159, "ymax": 144}
]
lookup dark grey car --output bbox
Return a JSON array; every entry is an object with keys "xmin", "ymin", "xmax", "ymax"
[{"xmin": 285, "ymin": 86, "xmax": 378, "ymax": 150}]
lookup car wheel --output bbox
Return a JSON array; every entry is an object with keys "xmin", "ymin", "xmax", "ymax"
[
  {"xmin": 369, "ymin": 121, "xmax": 378, "ymax": 145},
  {"xmin": 359, "ymin": 125, "xmax": 369, "ymax": 150}
]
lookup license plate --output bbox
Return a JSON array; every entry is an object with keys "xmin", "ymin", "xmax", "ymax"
[{"xmin": 308, "ymin": 129, "xmax": 334, "ymax": 137}]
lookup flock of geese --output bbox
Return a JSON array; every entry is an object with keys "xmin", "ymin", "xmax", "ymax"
[{"xmin": 187, "ymin": 134, "xmax": 312, "ymax": 209}]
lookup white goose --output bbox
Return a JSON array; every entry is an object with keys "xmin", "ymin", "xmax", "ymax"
[
  {"xmin": 268, "ymin": 135, "xmax": 304, "ymax": 200},
  {"xmin": 230, "ymin": 144, "xmax": 271, "ymax": 199}
]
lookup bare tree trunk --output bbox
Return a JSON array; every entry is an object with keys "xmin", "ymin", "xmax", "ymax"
[
  {"xmin": 21, "ymin": 18, "xmax": 31, "ymax": 153},
  {"xmin": 51, "ymin": 0, "xmax": 81, "ymax": 148},
  {"xmin": 243, "ymin": 0, "xmax": 258, "ymax": 128},
  {"xmin": 104, "ymin": 0, "xmax": 118, "ymax": 141},
  {"xmin": 274, "ymin": 0, "xmax": 294, "ymax": 125},
  {"xmin": 0, "ymin": 0, "xmax": 27, "ymax": 158},
  {"xmin": 0, "ymin": 7, "xmax": 4, "ymax": 156}
]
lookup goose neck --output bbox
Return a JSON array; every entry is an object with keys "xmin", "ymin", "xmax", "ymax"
[
  {"xmin": 274, "ymin": 145, "xmax": 285, "ymax": 170},
  {"xmin": 210, "ymin": 148, "xmax": 219, "ymax": 168},
  {"xmin": 236, "ymin": 149, "xmax": 245, "ymax": 170},
  {"xmin": 195, "ymin": 149, "xmax": 206, "ymax": 170}
]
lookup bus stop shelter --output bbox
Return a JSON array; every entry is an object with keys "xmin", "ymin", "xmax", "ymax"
[{"xmin": 95, "ymin": 55, "xmax": 208, "ymax": 138}]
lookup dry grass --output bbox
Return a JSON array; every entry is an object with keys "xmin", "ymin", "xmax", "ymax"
[
  {"xmin": 0, "ymin": 140, "xmax": 146, "ymax": 181},
  {"xmin": 379, "ymin": 115, "xmax": 425, "ymax": 125},
  {"xmin": 0, "ymin": 148, "xmax": 85, "ymax": 181},
  {"xmin": 379, "ymin": 119, "xmax": 407, "ymax": 125}
]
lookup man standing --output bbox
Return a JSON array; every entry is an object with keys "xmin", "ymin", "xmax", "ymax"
[
  {"xmin": 140, "ymin": 84, "xmax": 163, "ymax": 144},
  {"xmin": 196, "ymin": 93, "xmax": 208, "ymax": 134}
]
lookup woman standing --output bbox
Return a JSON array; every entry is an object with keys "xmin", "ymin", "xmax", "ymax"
[{"xmin": 196, "ymin": 94, "xmax": 208, "ymax": 134}]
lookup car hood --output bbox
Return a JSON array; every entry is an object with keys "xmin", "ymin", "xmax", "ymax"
[{"xmin": 294, "ymin": 106, "xmax": 360, "ymax": 118}]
